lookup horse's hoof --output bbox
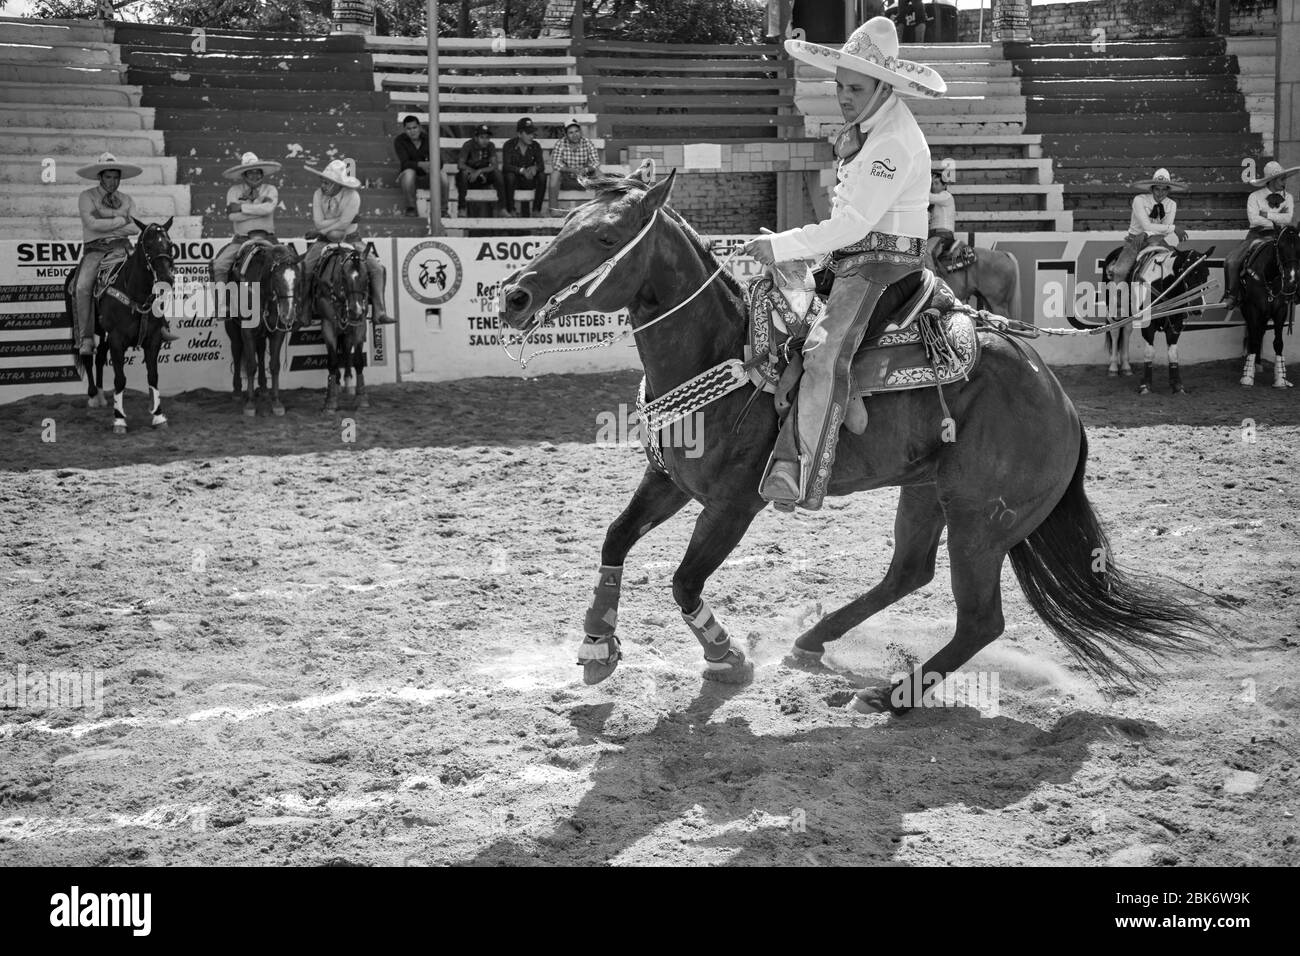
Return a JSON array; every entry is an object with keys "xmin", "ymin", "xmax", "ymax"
[
  {"xmin": 1107, "ymin": 367, "xmax": 1118, "ymax": 377},
  {"xmin": 87, "ymin": 392, "xmax": 107, "ymax": 409},
  {"xmin": 1138, "ymin": 384, "xmax": 1150, "ymax": 395},
  {"xmin": 850, "ymin": 686, "xmax": 896, "ymax": 715},
  {"xmin": 1120, "ymin": 366, "xmax": 1133, "ymax": 377},
  {"xmin": 1240, "ymin": 378, "xmax": 1254, "ymax": 387},
  {"xmin": 582, "ymin": 659, "xmax": 620, "ymax": 685},
  {"xmin": 701, "ymin": 649, "xmax": 754, "ymax": 684},
  {"xmin": 112, "ymin": 422, "xmax": 127, "ymax": 435},
  {"xmin": 243, "ymin": 405, "xmax": 257, "ymax": 418},
  {"xmin": 789, "ymin": 644, "xmax": 824, "ymax": 661},
  {"xmin": 358, "ymin": 395, "xmax": 370, "ymax": 409},
  {"xmin": 272, "ymin": 403, "xmax": 286, "ymax": 416},
  {"xmin": 232, "ymin": 391, "xmax": 243, "ymax": 402}
]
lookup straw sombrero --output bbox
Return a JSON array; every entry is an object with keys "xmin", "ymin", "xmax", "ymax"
[
  {"xmin": 224, "ymin": 152, "xmax": 282, "ymax": 180},
  {"xmin": 785, "ymin": 17, "xmax": 946, "ymax": 99},
  {"xmin": 76, "ymin": 152, "xmax": 142, "ymax": 180},
  {"xmin": 1250, "ymin": 160, "xmax": 1300, "ymax": 188},
  {"xmin": 1131, "ymin": 168, "xmax": 1187, "ymax": 191},
  {"xmin": 305, "ymin": 159, "xmax": 361, "ymax": 189}
]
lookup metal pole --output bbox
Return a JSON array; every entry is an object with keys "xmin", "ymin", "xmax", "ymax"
[
  {"xmin": 427, "ymin": 0, "xmax": 443, "ymax": 236},
  {"xmin": 978, "ymin": 0, "xmax": 985, "ymax": 44}
]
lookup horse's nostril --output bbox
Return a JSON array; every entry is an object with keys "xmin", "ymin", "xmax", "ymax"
[{"xmin": 506, "ymin": 289, "xmax": 531, "ymax": 311}]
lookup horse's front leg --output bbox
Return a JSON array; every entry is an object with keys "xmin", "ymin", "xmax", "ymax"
[
  {"xmin": 1117, "ymin": 324, "xmax": 1132, "ymax": 376},
  {"xmin": 225, "ymin": 318, "xmax": 244, "ymax": 400},
  {"xmin": 240, "ymin": 327, "xmax": 258, "ymax": 417},
  {"xmin": 353, "ymin": 339, "xmax": 368, "ymax": 408},
  {"xmin": 321, "ymin": 315, "xmax": 340, "ymax": 413},
  {"xmin": 578, "ymin": 467, "xmax": 692, "ymax": 685},
  {"xmin": 269, "ymin": 330, "xmax": 286, "ymax": 415},
  {"xmin": 109, "ymin": 339, "xmax": 128, "ymax": 434},
  {"xmin": 145, "ymin": 338, "xmax": 167, "ymax": 428},
  {"xmin": 671, "ymin": 501, "xmax": 766, "ymax": 684},
  {"xmin": 1271, "ymin": 307, "xmax": 1292, "ymax": 388}
]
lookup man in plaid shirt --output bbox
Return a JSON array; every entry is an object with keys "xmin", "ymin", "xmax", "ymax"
[{"xmin": 548, "ymin": 121, "xmax": 600, "ymax": 214}]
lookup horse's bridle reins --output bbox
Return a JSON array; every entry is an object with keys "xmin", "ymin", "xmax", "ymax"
[
  {"xmin": 502, "ymin": 208, "xmax": 744, "ymax": 368},
  {"xmin": 1247, "ymin": 228, "xmax": 1300, "ymax": 303},
  {"xmin": 105, "ymin": 225, "xmax": 174, "ymax": 314}
]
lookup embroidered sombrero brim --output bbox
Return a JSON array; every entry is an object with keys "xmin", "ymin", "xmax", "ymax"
[
  {"xmin": 1250, "ymin": 164, "xmax": 1300, "ymax": 187},
  {"xmin": 76, "ymin": 160, "xmax": 142, "ymax": 180},
  {"xmin": 305, "ymin": 165, "xmax": 362, "ymax": 189},
  {"xmin": 1131, "ymin": 178, "xmax": 1187, "ymax": 191},
  {"xmin": 785, "ymin": 38, "xmax": 946, "ymax": 99},
  {"xmin": 223, "ymin": 160, "xmax": 282, "ymax": 180}
]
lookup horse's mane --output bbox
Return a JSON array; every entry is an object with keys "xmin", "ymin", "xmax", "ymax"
[{"xmin": 585, "ymin": 173, "xmax": 743, "ymax": 298}]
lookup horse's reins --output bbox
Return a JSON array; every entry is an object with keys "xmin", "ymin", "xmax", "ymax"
[
  {"xmin": 1036, "ymin": 250, "xmax": 1212, "ymax": 338},
  {"xmin": 501, "ymin": 208, "xmax": 747, "ymax": 369}
]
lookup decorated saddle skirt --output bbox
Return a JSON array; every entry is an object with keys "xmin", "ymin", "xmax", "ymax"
[
  {"xmin": 939, "ymin": 242, "xmax": 978, "ymax": 273},
  {"xmin": 745, "ymin": 271, "xmax": 981, "ymax": 403}
]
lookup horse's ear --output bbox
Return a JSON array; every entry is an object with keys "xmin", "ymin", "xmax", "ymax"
[
  {"xmin": 132, "ymin": 216, "xmax": 145, "ymax": 231},
  {"xmin": 630, "ymin": 158, "xmax": 656, "ymax": 185},
  {"xmin": 642, "ymin": 168, "xmax": 677, "ymax": 216},
  {"xmin": 1203, "ymin": 245, "xmax": 1215, "ymax": 258},
  {"xmin": 163, "ymin": 216, "xmax": 173, "ymax": 231}
]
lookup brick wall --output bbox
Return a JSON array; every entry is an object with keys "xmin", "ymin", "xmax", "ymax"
[
  {"xmin": 955, "ymin": 0, "xmax": 1277, "ymax": 41},
  {"xmin": 669, "ymin": 173, "xmax": 777, "ymax": 234}
]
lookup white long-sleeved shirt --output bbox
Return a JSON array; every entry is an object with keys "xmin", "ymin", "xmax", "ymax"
[
  {"xmin": 929, "ymin": 189, "xmax": 955, "ymax": 232},
  {"xmin": 1127, "ymin": 193, "xmax": 1178, "ymax": 237},
  {"xmin": 1247, "ymin": 186, "xmax": 1295, "ymax": 230},
  {"xmin": 769, "ymin": 96, "xmax": 930, "ymax": 262},
  {"xmin": 227, "ymin": 182, "xmax": 279, "ymax": 235}
]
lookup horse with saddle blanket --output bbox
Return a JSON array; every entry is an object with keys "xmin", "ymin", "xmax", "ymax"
[{"xmin": 497, "ymin": 161, "xmax": 1219, "ymax": 715}]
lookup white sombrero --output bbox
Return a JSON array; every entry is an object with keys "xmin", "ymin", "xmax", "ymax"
[
  {"xmin": 1250, "ymin": 160, "xmax": 1300, "ymax": 188},
  {"xmin": 224, "ymin": 151, "xmax": 282, "ymax": 180},
  {"xmin": 1132, "ymin": 168, "xmax": 1187, "ymax": 191},
  {"xmin": 785, "ymin": 17, "xmax": 946, "ymax": 99},
  {"xmin": 305, "ymin": 159, "xmax": 361, "ymax": 189},
  {"xmin": 76, "ymin": 152, "xmax": 142, "ymax": 180}
]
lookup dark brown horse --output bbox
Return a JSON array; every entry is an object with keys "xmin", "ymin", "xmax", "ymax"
[
  {"xmin": 308, "ymin": 243, "xmax": 370, "ymax": 412},
  {"xmin": 65, "ymin": 217, "xmax": 175, "ymax": 434},
  {"xmin": 223, "ymin": 242, "xmax": 303, "ymax": 417},
  {"xmin": 499, "ymin": 165, "xmax": 1218, "ymax": 714},
  {"xmin": 1239, "ymin": 225, "xmax": 1298, "ymax": 388}
]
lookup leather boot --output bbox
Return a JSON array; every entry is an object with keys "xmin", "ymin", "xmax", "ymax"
[
  {"xmin": 370, "ymin": 274, "xmax": 395, "ymax": 325},
  {"xmin": 761, "ymin": 460, "xmax": 801, "ymax": 512}
]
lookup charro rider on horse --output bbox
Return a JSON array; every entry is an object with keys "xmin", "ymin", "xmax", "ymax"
[
  {"xmin": 926, "ymin": 170, "xmax": 957, "ymax": 271},
  {"xmin": 743, "ymin": 16, "xmax": 946, "ymax": 511},
  {"xmin": 1220, "ymin": 159, "xmax": 1299, "ymax": 314},
  {"xmin": 211, "ymin": 151, "xmax": 282, "ymax": 288},
  {"xmin": 73, "ymin": 152, "xmax": 177, "ymax": 359},
  {"xmin": 301, "ymin": 159, "xmax": 396, "ymax": 327},
  {"xmin": 1107, "ymin": 167, "xmax": 1189, "ymax": 283}
]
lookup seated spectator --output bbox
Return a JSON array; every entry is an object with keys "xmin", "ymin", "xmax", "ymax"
[
  {"xmin": 548, "ymin": 121, "xmax": 600, "ymax": 216},
  {"xmin": 502, "ymin": 117, "xmax": 546, "ymax": 217},
  {"xmin": 456, "ymin": 124, "xmax": 506, "ymax": 216},
  {"xmin": 395, "ymin": 114, "xmax": 430, "ymax": 218}
]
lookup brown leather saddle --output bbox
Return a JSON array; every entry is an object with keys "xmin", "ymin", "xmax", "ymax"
[
  {"xmin": 745, "ymin": 270, "xmax": 982, "ymax": 429},
  {"xmin": 938, "ymin": 242, "xmax": 978, "ymax": 273}
]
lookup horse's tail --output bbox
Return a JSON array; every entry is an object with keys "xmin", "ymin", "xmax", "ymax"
[{"xmin": 1008, "ymin": 424, "xmax": 1220, "ymax": 687}]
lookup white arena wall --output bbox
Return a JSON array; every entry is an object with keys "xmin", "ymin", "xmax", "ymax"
[{"xmin": 0, "ymin": 231, "xmax": 1260, "ymax": 405}]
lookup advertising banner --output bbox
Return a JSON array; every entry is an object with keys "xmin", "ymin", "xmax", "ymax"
[
  {"xmin": 391, "ymin": 235, "xmax": 762, "ymax": 382},
  {"xmin": 0, "ymin": 238, "xmax": 397, "ymax": 404}
]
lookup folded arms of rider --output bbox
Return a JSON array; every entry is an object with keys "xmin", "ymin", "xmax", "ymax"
[
  {"xmin": 79, "ymin": 189, "xmax": 137, "ymax": 236},
  {"xmin": 313, "ymin": 189, "xmax": 361, "ymax": 242},
  {"xmin": 1130, "ymin": 194, "xmax": 1176, "ymax": 237},
  {"xmin": 1247, "ymin": 189, "xmax": 1295, "ymax": 230}
]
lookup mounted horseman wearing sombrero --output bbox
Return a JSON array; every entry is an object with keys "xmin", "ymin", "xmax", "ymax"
[
  {"xmin": 1107, "ymin": 167, "xmax": 1190, "ymax": 284},
  {"xmin": 72, "ymin": 152, "xmax": 177, "ymax": 357},
  {"xmin": 743, "ymin": 16, "xmax": 945, "ymax": 511},
  {"xmin": 211, "ymin": 151, "xmax": 282, "ymax": 288},
  {"xmin": 1221, "ymin": 159, "xmax": 1299, "ymax": 314}
]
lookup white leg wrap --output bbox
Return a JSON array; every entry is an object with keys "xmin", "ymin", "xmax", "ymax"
[
  {"xmin": 1142, "ymin": 342, "xmax": 1155, "ymax": 362},
  {"xmin": 1167, "ymin": 343, "xmax": 1179, "ymax": 364}
]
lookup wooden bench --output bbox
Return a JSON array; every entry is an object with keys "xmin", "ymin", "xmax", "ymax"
[{"xmin": 424, "ymin": 163, "xmax": 628, "ymax": 215}]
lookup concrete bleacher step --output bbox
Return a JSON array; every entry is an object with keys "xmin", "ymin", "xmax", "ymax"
[
  {"xmin": 0, "ymin": 62, "xmax": 126, "ymax": 85},
  {"xmin": 0, "ymin": 17, "xmax": 114, "ymax": 44},
  {"xmin": 256, "ymin": 217, "xmax": 430, "ymax": 240},
  {"xmin": 151, "ymin": 108, "xmax": 388, "ymax": 135},
  {"xmin": 441, "ymin": 216, "xmax": 566, "ymax": 232},
  {"xmin": 1050, "ymin": 159, "xmax": 1256, "ymax": 185},
  {"xmin": 0, "ymin": 153, "xmax": 177, "ymax": 185},
  {"xmin": 367, "ymin": 36, "xmax": 572, "ymax": 51},
  {"xmin": 946, "ymin": 184, "xmax": 1064, "ymax": 211},
  {"xmin": 956, "ymin": 210, "xmax": 1072, "ymax": 230},
  {"xmin": 3, "ymin": 127, "xmax": 165, "ymax": 157},
  {"xmin": 436, "ymin": 93, "xmax": 589, "ymax": 108},
  {"xmin": 932, "ymin": 158, "xmax": 1053, "ymax": 185},
  {"xmin": 0, "ymin": 81, "xmax": 142, "ymax": 108},
  {"xmin": 0, "ymin": 39, "xmax": 120, "ymax": 67},
  {"xmin": 1039, "ymin": 132, "xmax": 1261, "ymax": 159},
  {"xmin": 123, "ymin": 50, "xmax": 370, "ymax": 73},
  {"xmin": 1019, "ymin": 76, "xmax": 1240, "ymax": 96},
  {"xmin": 189, "ymin": 185, "xmax": 407, "ymax": 219},
  {"xmin": 440, "ymin": 111, "xmax": 597, "ymax": 127},
  {"xmin": 0, "ymin": 104, "xmax": 155, "ymax": 131},
  {"xmin": 923, "ymin": 135, "xmax": 1043, "ymax": 159},
  {"xmin": 1011, "ymin": 56, "xmax": 1236, "ymax": 78},
  {"xmin": 1007, "ymin": 39, "xmax": 1227, "ymax": 59},
  {"xmin": 384, "ymin": 74, "xmax": 582, "ymax": 92},
  {"xmin": 433, "ymin": 134, "xmax": 608, "ymax": 155},
  {"xmin": 0, "ymin": 215, "xmax": 204, "ymax": 241},
  {"xmin": 124, "ymin": 66, "xmax": 373, "ymax": 92},
  {"xmin": 142, "ymin": 87, "xmax": 391, "ymax": 112},
  {"xmin": 0, "ymin": 185, "xmax": 190, "ymax": 218},
  {"xmin": 1027, "ymin": 113, "xmax": 1250, "ymax": 134}
]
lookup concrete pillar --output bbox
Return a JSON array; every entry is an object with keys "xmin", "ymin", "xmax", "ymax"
[
  {"xmin": 331, "ymin": 0, "xmax": 376, "ymax": 35},
  {"xmin": 993, "ymin": 0, "xmax": 1032, "ymax": 43},
  {"xmin": 1278, "ymin": 0, "xmax": 1300, "ymax": 169}
]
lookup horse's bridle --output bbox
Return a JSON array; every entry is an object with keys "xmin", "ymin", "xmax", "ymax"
[
  {"xmin": 316, "ymin": 243, "xmax": 368, "ymax": 331},
  {"xmin": 1247, "ymin": 229, "xmax": 1300, "ymax": 303},
  {"xmin": 503, "ymin": 208, "xmax": 743, "ymax": 368}
]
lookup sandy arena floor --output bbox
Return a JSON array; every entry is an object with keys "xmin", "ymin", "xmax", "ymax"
[{"xmin": 0, "ymin": 357, "xmax": 1297, "ymax": 865}]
